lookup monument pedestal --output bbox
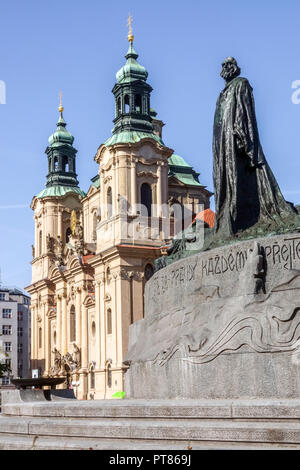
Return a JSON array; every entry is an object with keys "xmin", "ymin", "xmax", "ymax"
[{"xmin": 125, "ymin": 233, "xmax": 300, "ymax": 400}]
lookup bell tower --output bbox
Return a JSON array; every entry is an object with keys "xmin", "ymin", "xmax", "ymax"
[{"xmin": 45, "ymin": 94, "xmax": 79, "ymax": 188}]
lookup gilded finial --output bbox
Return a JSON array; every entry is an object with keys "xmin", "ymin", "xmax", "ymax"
[
  {"xmin": 58, "ymin": 90, "xmax": 64, "ymax": 113},
  {"xmin": 127, "ymin": 14, "xmax": 134, "ymax": 43}
]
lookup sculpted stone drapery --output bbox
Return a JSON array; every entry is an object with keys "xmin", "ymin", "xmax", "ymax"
[{"xmin": 213, "ymin": 57, "xmax": 299, "ymax": 239}]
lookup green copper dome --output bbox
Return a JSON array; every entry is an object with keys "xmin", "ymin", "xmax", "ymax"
[
  {"xmin": 116, "ymin": 43, "xmax": 148, "ymax": 84},
  {"xmin": 48, "ymin": 112, "xmax": 74, "ymax": 147}
]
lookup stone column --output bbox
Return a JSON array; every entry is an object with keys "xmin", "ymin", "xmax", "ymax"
[
  {"xmin": 95, "ymin": 281, "xmax": 101, "ymax": 368},
  {"xmin": 56, "ymin": 295, "xmax": 62, "ymax": 354},
  {"xmin": 131, "ymin": 158, "xmax": 137, "ymax": 213},
  {"xmin": 75, "ymin": 288, "xmax": 82, "ymax": 347},
  {"xmin": 58, "ymin": 208, "xmax": 63, "ymax": 239},
  {"xmin": 61, "ymin": 293, "xmax": 67, "ymax": 355},
  {"xmin": 99, "ymin": 274, "xmax": 106, "ymax": 370},
  {"xmin": 44, "ymin": 304, "xmax": 50, "ymax": 375},
  {"xmin": 80, "ymin": 298, "xmax": 88, "ymax": 400},
  {"xmin": 100, "ymin": 169, "xmax": 105, "ymax": 220},
  {"xmin": 157, "ymin": 162, "xmax": 162, "ymax": 218}
]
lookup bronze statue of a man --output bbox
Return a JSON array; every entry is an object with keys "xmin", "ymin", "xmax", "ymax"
[{"xmin": 213, "ymin": 57, "xmax": 296, "ymax": 237}]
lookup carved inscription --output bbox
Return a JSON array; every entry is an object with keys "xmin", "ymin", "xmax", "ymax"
[
  {"xmin": 151, "ymin": 236, "xmax": 300, "ymax": 296},
  {"xmin": 264, "ymin": 236, "xmax": 300, "ymax": 270},
  {"xmin": 153, "ymin": 262, "xmax": 197, "ymax": 296}
]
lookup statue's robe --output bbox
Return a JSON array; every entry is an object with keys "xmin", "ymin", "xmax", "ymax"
[{"xmin": 213, "ymin": 76, "xmax": 294, "ymax": 237}]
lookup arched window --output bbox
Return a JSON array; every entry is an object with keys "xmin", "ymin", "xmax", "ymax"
[
  {"xmin": 107, "ymin": 308, "xmax": 112, "ymax": 335},
  {"xmin": 90, "ymin": 365, "xmax": 95, "ymax": 389},
  {"xmin": 62, "ymin": 156, "xmax": 69, "ymax": 172},
  {"xmin": 66, "ymin": 227, "xmax": 72, "ymax": 243},
  {"xmin": 92, "ymin": 212, "xmax": 97, "ymax": 241},
  {"xmin": 117, "ymin": 97, "xmax": 122, "ymax": 116},
  {"xmin": 141, "ymin": 183, "xmax": 152, "ymax": 216},
  {"xmin": 38, "ymin": 327, "xmax": 42, "ymax": 349},
  {"xmin": 54, "ymin": 157, "xmax": 59, "ymax": 172},
  {"xmin": 124, "ymin": 94, "xmax": 130, "ymax": 113},
  {"xmin": 91, "ymin": 321, "xmax": 96, "ymax": 337},
  {"xmin": 107, "ymin": 363, "xmax": 112, "ymax": 389},
  {"xmin": 135, "ymin": 94, "xmax": 142, "ymax": 113},
  {"xmin": 107, "ymin": 187, "xmax": 113, "ymax": 218},
  {"xmin": 39, "ymin": 230, "xmax": 42, "ymax": 256},
  {"xmin": 70, "ymin": 305, "xmax": 76, "ymax": 342},
  {"xmin": 53, "ymin": 330, "xmax": 57, "ymax": 346}
]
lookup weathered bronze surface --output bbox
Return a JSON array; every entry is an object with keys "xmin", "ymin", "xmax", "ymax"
[{"xmin": 213, "ymin": 57, "xmax": 299, "ymax": 240}]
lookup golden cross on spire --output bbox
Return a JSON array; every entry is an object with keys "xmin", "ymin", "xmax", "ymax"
[
  {"xmin": 127, "ymin": 14, "xmax": 134, "ymax": 43},
  {"xmin": 58, "ymin": 90, "xmax": 64, "ymax": 113}
]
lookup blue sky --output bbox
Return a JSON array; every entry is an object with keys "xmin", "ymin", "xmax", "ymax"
[{"xmin": 0, "ymin": 0, "xmax": 300, "ymax": 289}]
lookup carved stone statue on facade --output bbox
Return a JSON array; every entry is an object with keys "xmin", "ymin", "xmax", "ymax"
[
  {"xmin": 213, "ymin": 57, "xmax": 299, "ymax": 239},
  {"xmin": 46, "ymin": 234, "xmax": 55, "ymax": 253}
]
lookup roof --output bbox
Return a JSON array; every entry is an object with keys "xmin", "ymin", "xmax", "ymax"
[
  {"xmin": 36, "ymin": 186, "xmax": 86, "ymax": 199},
  {"xmin": 105, "ymin": 131, "xmax": 165, "ymax": 147},
  {"xmin": 168, "ymin": 154, "xmax": 203, "ymax": 187},
  {"xmin": 193, "ymin": 209, "xmax": 215, "ymax": 228}
]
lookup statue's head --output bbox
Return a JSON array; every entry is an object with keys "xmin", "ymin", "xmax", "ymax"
[{"xmin": 220, "ymin": 57, "xmax": 241, "ymax": 82}]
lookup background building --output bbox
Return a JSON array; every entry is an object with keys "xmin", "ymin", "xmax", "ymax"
[
  {"xmin": 26, "ymin": 33, "xmax": 212, "ymax": 399},
  {"xmin": 0, "ymin": 286, "xmax": 31, "ymax": 388}
]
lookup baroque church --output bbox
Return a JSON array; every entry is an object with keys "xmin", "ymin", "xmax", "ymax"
[{"xmin": 26, "ymin": 28, "xmax": 212, "ymax": 399}]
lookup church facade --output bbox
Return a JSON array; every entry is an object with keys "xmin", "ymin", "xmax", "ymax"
[{"xmin": 26, "ymin": 34, "xmax": 212, "ymax": 399}]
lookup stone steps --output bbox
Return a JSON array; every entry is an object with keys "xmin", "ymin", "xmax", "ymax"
[{"xmin": 1, "ymin": 397, "xmax": 300, "ymax": 450}]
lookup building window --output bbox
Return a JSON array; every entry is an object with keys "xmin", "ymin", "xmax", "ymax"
[
  {"xmin": 1, "ymin": 376, "xmax": 10, "ymax": 385},
  {"xmin": 117, "ymin": 97, "xmax": 121, "ymax": 116},
  {"xmin": 124, "ymin": 94, "xmax": 130, "ymax": 113},
  {"xmin": 0, "ymin": 293, "xmax": 5, "ymax": 301},
  {"xmin": 92, "ymin": 212, "xmax": 97, "ymax": 241},
  {"xmin": 17, "ymin": 327, "xmax": 23, "ymax": 337},
  {"xmin": 107, "ymin": 309, "xmax": 112, "ymax": 335},
  {"xmin": 18, "ymin": 311, "xmax": 23, "ymax": 321},
  {"xmin": 18, "ymin": 343, "xmax": 23, "ymax": 353},
  {"xmin": 107, "ymin": 363, "xmax": 112, "ymax": 389},
  {"xmin": 39, "ymin": 230, "xmax": 42, "ymax": 256},
  {"xmin": 4, "ymin": 342, "xmax": 11, "ymax": 352},
  {"xmin": 91, "ymin": 321, "xmax": 96, "ymax": 337},
  {"xmin": 107, "ymin": 187, "xmax": 112, "ymax": 218},
  {"xmin": 141, "ymin": 183, "xmax": 152, "ymax": 216},
  {"xmin": 90, "ymin": 366, "xmax": 95, "ymax": 389},
  {"xmin": 70, "ymin": 305, "xmax": 76, "ymax": 342},
  {"xmin": 2, "ymin": 309, "xmax": 12, "ymax": 319},
  {"xmin": 2, "ymin": 325, "xmax": 12, "ymax": 335},
  {"xmin": 38, "ymin": 327, "xmax": 42, "ymax": 348},
  {"xmin": 135, "ymin": 94, "xmax": 142, "ymax": 113},
  {"xmin": 54, "ymin": 157, "xmax": 59, "ymax": 171},
  {"xmin": 66, "ymin": 227, "xmax": 72, "ymax": 243},
  {"xmin": 5, "ymin": 359, "xmax": 11, "ymax": 369}
]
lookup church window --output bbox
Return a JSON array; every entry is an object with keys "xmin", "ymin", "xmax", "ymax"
[
  {"xmin": 107, "ymin": 308, "xmax": 112, "ymax": 335},
  {"xmin": 117, "ymin": 97, "xmax": 122, "ymax": 116},
  {"xmin": 107, "ymin": 187, "xmax": 113, "ymax": 218},
  {"xmin": 66, "ymin": 227, "xmax": 72, "ymax": 243},
  {"xmin": 62, "ymin": 156, "xmax": 69, "ymax": 172},
  {"xmin": 141, "ymin": 183, "xmax": 152, "ymax": 216},
  {"xmin": 54, "ymin": 157, "xmax": 59, "ymax": 172},
  {"xmin": 92, "ymin": 212, "xmax": 97, "ymax": 241},
  {"xmin": 70, "ymin": 305, "xmax": 76, "ymax": 342},
  {"xmin": 107, "ymin": 363, "xmax": 112, "ymax": 388},
  {"xmin": 135, "ymin": 94, "xmax": 142, "ymax": 113},
  {"xmin": 124, "ymin": 94, "xmax": 130, "ymax": 113},
  {"xmin": 39, "ymin": 230, "xmax": 42, "ymax": 256},
  {"xmin": 90, "ymin": 366, "xmax": 95, "ymax": 389},
  {"xmin": 38, "ymin": 327, "xmax": 42, "ymax": 348}
]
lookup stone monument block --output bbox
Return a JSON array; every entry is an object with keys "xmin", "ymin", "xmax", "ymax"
[{"xmin": 125, "ymin": 233, "xmax": 300, "ymax": 399}]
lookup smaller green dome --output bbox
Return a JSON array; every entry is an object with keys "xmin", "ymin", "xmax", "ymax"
[
  {"xmin": 48, "ymin": 112, "xmax": 74, "ymax": 147},
  {"xmin": 116, "ymin": 43, "xmax": 148, "ymax": 84}
]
